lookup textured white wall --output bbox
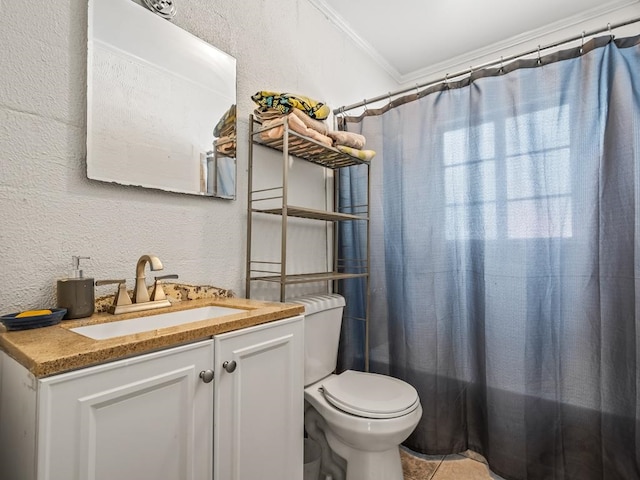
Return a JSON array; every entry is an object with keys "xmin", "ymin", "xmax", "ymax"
[{"xmin": 0, "ymin": 0, "xmax": 397, "ymax": 312}]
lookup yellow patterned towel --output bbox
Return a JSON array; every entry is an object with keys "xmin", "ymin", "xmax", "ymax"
[
  {"xmin": 337, "ymin": 145, "xmax": 376, "ymax": 161},
  {"xmin": 252, "ymin": 91, "xmax": 331, "ymax": 120}
]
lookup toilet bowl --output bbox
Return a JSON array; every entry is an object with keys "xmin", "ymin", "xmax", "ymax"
[
  {"xmin": 292, "ymin": 294, "xmax": 422, "ymax": 480},
  {"xmin": 305, "ymin": 372, "xmax": 423, "ymax": 480}
]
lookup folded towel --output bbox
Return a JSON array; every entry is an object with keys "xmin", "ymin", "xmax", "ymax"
[
  {"xmin": 255, "ymin": 107, "xmax": 329, "ymax": 136},
  {"xmin": 215, "ymin": 134, "xmax": 236, "ymax": 156},
  {"xmin": 260, "ymin": 114, "xmax": 333, "ymax": 148},
  {"xmin": 337, "ymin": 145, "xmax": 376, "ymax": 161},
  {"xmin": 254, "ymin": 107, "xmax": 284, "ymax": 122},
  {"xmin": 214, "ymin": 104, "xmax": 236, "ymax": 137},
  {"xmin": 328, "ymin": 130, "xmax": 366, "ymax": 149},
  {"xmin": 252, "ymin": 91, "xmax": 331, "ymax": 120}
]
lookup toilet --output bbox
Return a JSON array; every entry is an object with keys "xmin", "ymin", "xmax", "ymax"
[{"xmin": 292, "ymin": 294, "xmax": 422, "ymax": 480}]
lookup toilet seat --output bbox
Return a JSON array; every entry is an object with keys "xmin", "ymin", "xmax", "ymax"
[{"xmin": 320, "ymin": 370, "xmax": 419, "ymax": 419}]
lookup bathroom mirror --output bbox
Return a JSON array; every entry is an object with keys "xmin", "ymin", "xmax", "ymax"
[{"xmin": 87, "ymin": 0, "xmax": 237, "ymax": 199}]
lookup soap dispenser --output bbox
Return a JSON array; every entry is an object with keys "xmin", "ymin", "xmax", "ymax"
[{"xmin": 57, "ymin": 256, "xmax": 95, "ymax": 319}]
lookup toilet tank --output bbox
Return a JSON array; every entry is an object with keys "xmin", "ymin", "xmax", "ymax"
[{"xmin": 290, "ymin": 294, "xmax": 345, "ymax": 387}]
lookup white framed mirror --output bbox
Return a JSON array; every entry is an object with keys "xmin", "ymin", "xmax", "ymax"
[{"xmin": 87, "ymin": 0, "xmax": 237, "ymax": 199}]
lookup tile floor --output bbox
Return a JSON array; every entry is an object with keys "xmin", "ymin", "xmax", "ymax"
[{"xmin": 401, "ymin": 448, "xmax": 506, "ymax": 480}]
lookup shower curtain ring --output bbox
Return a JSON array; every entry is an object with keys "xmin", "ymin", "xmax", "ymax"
[
  {"xmin": 608, "ymin": 22, "xmax": 614, "ymax": 40},
  {"xmin": 580, "ymin": 31, "xmax": 585, "ymax": 54},
  {"xmin": 537, "ymin": 45, "xmax": 542, "ymax": 65},
  {"xmin": 444, "ymin": 73, "xmax": 449, "ymax": 88},
  {"xmin": 363, "ymin": 99, "xmax": 368, "ymax": 112},
  {"xmin": 499, "ymin": 56, "xmax": 504, "ymax": 73},
  {"xmin": 415, "ymin": 84, "xmax": 420, "ymax": 96},
  {"xmin": 388, "ymin": 92, "xmax": 392, "ymax": 105}
]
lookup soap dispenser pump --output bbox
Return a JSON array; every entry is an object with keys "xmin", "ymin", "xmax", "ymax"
[{"xmin": 57, "ymin": 256, "xmax": 95, "ymax": 319}]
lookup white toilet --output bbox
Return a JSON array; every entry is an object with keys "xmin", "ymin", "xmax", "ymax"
[{"xmin": 293, "ymin": 294, "xmax": 422, "ymax": 480}]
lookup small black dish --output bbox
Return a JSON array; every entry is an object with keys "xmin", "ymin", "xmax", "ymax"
[{"xmin": 0, "ymin": 308, "xmax": 68, "ymax": 331}]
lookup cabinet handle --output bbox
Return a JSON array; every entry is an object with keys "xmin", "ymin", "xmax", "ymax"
[
  {"xmin": 222, "ymin": 360, "xmax": 237, "ymax": 373},
  {"xmin": 199, "ymin": 369, "xmax": 214, "ymax": 383}
]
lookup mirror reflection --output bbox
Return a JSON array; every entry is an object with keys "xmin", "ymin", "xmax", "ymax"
[{"xmin": 87, "ymin": 0, "xmax": 237, "ymax": 199}]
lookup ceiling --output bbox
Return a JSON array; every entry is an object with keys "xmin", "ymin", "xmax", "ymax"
[{"xmin": 310, "ymin": 0, "xmax": 638, "ymax": 84}]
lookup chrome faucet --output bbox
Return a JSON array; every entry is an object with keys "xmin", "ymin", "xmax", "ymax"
[{"xmin": 133, "ymin": 254, "xmax": 165, "ymax": 303}]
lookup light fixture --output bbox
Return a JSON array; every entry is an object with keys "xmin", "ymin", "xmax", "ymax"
[{"xmin": 142, "ymin": 0, "xmax": 176, "ymax": 19}]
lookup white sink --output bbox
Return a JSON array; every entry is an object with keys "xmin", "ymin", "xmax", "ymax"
[{"xmin": 70, "ymin": 305, "xmax": 247, "ymax": 340}]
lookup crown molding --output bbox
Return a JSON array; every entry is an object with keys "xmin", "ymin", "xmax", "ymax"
[
  {"xmin": 308, "ymin": 0, "xmax": 639, "ymax": 86},
  {"xmin": 307, "ymin": 0, "xmax": 404, "ymax": 82},
  {"xmin": 400, "ymin": 0, "xmax": 639, "ymax": 84}
]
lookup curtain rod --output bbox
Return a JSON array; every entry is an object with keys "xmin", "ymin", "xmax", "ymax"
[{"xmin": 334, "ymin": 16, "xmax": 640, "ymax": 115}]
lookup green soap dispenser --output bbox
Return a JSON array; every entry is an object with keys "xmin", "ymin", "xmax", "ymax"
[{"xmin": 57, "ymin": 256, "xmax": 95, "ymax": 319}]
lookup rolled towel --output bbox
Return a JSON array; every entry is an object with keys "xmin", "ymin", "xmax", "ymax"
[
  {"xmin": 336, "ymin": 145, "xmax": 376, "ymax": 161},
  {"xmin": 260, "ymin": 115, "xmax": 333, "ymax": 148},
  {"xmin": 327, "ymin": 130, "xmax": 366, "ymax": 149},
  {"xmin": 215, "ymin": 134, "xmax": 236, "ymax": 156},
  {"xmin": 290, "ymin": 108, "xmax": 329, "ymax": 136},
  {"xmin": 256, "ymin": 108, "xmax": 329, "ymax": 136},
  {"xmin": 259, "ymin": 118, "xmax": 284, "ymax": 141}
]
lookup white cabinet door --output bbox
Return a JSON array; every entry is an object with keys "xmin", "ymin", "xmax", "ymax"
[
  {"xmin": 214, "ymin": 315, "xmax": 304, "ymax": 480},
  {"xmin": 37, "ymin": 340, "xmax": 214, "ymax": 480}
]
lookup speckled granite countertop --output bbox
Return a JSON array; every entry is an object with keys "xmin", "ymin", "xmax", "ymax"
[{"xmin": 0, "ymin": 298, "xmax": 303, "ymax": 378}]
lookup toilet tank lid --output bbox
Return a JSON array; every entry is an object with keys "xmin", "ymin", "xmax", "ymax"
[{"xmin": 288, "ymin": 294, "xmax": 345, "ymax": 316}]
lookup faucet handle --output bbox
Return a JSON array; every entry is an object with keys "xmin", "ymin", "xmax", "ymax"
[
  {"xmin": 151, "ymin": 274, "xmax": 179, "ymax": 301},
  {"xmin": 95, "ymin": 279, "xmax": 133, "ymax": 307}
]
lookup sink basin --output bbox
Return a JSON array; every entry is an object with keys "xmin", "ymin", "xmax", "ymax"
[{"xmin": 69, "ymin": 305, "xmax": 247, "ymax": 340}]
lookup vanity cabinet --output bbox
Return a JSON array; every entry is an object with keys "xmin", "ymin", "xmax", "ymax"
[
  {"xmin": 0, "ymin": 340, "xmax": 213, "ymax": 480},
  {"xmin": 214, "ymin": 315, "xmax": 304, "ymax": 480},
  {"xmin": 0, "ymin": 315, "xmax": 304, "ymax": 480}
]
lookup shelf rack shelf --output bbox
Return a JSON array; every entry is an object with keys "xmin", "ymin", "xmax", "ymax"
[
  {"xmin": 252, "ymin": 206, "xmax": 366, "ymax": 222},
  {"xmin": 252, "ymin": 118, "xmax": 368, "ymax": 169},
  {"xmin": 246, "ymin": 114, "xmax": 370, "ymax": 300}
]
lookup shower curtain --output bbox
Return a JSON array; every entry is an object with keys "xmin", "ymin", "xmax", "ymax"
[{"xmin": 338, "ymin": 35, "xmax": 640, "ymax": 480}]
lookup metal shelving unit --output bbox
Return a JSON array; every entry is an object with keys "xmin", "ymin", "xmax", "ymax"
[{"xmin": 246, "ymin": 113, "xmax": 370, "ymax": 300}]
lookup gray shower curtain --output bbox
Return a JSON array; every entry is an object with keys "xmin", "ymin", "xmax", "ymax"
[{"xmin": 338, "ymin": 35, "xmax": 640, "ymax": 480}]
